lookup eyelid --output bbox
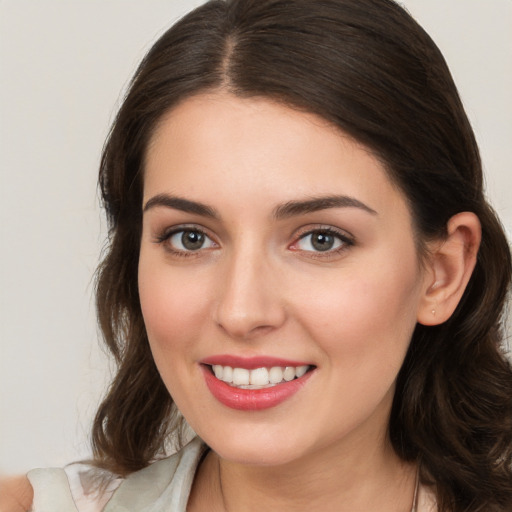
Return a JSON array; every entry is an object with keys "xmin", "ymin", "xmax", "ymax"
[
  {"xmin": 292, "ymin": 224, "xmax": 354, "ymax": 242},
  {"xmin": 153, "ymin": 222, "xmax": 212, "ymax": 239},
  {"xmin": 289, "ymin": 225, "xmax": 354, "ymax": 255},
  {"xmin": 153, "ymin": 223, "xmax": 219, "ymax": 256}
]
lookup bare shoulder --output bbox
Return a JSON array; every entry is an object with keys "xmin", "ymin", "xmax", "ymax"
[{"xmin": 0, "ymin": 476, "xmax": 33, "ymax": 512}]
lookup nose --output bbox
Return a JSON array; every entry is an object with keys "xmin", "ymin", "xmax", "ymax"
[{"xmin": 213, "ymin": 247, "xmax": 286, "ymax": 340}]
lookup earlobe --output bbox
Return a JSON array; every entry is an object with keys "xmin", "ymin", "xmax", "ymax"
[{"xmin": 417, "ymin": 212, "xmax": 481, "ymax": 326}]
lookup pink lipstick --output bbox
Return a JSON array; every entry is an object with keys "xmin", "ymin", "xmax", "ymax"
[{"xmin": 200, "ymin": 355, "xmax": 314, "ymax": 411}]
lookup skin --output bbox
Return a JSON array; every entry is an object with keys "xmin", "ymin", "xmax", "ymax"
[
  {"xmin": 138, "ymin": 92, "xmax": 462, "ymax": 511},
  {"xmin": 6, "ymin": 93, "xmax": 479, "ymax": 511},
  {"xmin": 0, "ymin": 476, "xmax": 33, "ymax": 512}
]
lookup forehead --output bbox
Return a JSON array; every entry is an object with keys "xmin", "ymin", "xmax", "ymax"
[{"xmin": 143, "ymin": 92, "xmax": 408, "ymax": 221}]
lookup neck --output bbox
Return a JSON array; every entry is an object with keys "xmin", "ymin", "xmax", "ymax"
[{"xmin": 190, "ymin": 428, "xmax": 417, "ymax": 512}]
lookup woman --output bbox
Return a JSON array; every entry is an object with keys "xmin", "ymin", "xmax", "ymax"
[{"xmin": 4, "ymin": 0, "xmax": 511, "ymax": 510}]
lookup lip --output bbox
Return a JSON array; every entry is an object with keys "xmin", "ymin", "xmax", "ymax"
[
  {"xmin": 200, "ymin": 354, "xmax": 312, "ymax": 369},
  {"xmin": 200, "ymin": 357, "xmax": 315, "ymax": 411}
]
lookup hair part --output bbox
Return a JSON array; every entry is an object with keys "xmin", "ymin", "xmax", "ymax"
[{"xmin": 92, "ymin": 1, "xmax": 512, "ymax": 510}]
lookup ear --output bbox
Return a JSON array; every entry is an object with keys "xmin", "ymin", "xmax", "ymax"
[{"xmin": 417, "ymin": 212, "xmax": 481, "ymax": 326}]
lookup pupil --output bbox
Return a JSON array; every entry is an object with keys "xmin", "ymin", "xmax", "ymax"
[
  {"xmin": 312, "ymin": 232, "xmax": 334, "ymax": 251},
  {"xmin": 182, "ymin": 231, "xmax": 204, "ymax": 250}
]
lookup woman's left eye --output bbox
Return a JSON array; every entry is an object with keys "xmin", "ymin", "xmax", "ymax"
[{"xmin": 293, "ymin": 229, "xmax": 351, "ymax": 253}]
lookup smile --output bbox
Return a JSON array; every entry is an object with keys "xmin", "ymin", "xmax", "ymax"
[
  {"xmin": 200, "ymin": 357, "xmax": 315, "ymax": 411},
  {"xmin": 211, "ymin": 364, "xmax": 310, "ymax": 389}
]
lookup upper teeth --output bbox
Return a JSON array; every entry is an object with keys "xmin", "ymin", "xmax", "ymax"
[{"xmin": 212, "ymin": 365, "xmax": 309, "ymax": 388}]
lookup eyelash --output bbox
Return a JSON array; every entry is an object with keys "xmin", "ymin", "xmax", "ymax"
[
  {"xmin": 153, "ymin": 225, "xmax": 354, "ymax": 259},
  {"xmin": 291, "ymin": 226, "xmax": 354, "ymax": 259},
  {"xmin": 153, "ymin": 225, "xmax": 216, "ymax": 259}
]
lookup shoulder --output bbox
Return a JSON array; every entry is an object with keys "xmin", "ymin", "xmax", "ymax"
[
  {"xmin": 416, "ymin": 483, "xmax": 437, "ymax": 512},
  {"xmin": 0, "ymin": 475, "xmax": 33, "ymax": 512},
  {"xmin": 26, "ymin": 437, "xmax": 206, "ymax": 512},
  {"xmin": 103, "ymin": 436, "xmax": 207, "ymax": 511},
  {"xmin": 28, "ymin": 464, "xmax": 121, "ymax": 512}
]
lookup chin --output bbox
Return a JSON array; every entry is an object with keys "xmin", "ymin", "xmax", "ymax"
[
  {"xmin": 196, "ymin": 421, "xmax": 308, "ymax": 467},
  {"xmin": 215, "ymin": 441, "xmax": 302, "ymax": 467}
]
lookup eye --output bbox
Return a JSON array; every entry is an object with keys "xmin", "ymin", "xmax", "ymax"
[
  {"xmin": 292, "ymin": 228, "xmax": 352, "ymax": 253},
  {"xmin": 160, "ymin": 228, "xmax": 217, "ymax": 253}
]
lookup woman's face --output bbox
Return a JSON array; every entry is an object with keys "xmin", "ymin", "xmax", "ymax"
[{"xmin": 138, "ymin": 92, "xmax": 430, "ymax": 466}]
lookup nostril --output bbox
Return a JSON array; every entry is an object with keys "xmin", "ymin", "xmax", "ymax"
[{"xmin": 215, "ymin": 321, "xmax": 276, "ymax": 341}]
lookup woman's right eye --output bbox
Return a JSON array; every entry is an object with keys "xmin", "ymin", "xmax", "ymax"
[{"xmin": 158, "ymin": 228, "xmax": 217, "ymax": 254}]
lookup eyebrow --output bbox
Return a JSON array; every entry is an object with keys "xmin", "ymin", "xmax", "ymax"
[
  {"xmin": 273, "ymin": 195, "xmax": 377, "ymax": 219},
  {"xmin": 143, "ymin": 194, "xmax": 218, "ymax": 218},
  {"xmin": 142, "ymin": 193, "xmax": 377, "ymax": 219}
]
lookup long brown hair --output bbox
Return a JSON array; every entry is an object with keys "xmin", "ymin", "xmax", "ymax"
[{"xmin": 93, "ymin": 1, "xmax": 512, "ymax": 510}]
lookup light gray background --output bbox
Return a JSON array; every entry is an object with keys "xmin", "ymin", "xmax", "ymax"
[{"xmin": 1, "ymin": 1, "xmax": 511, "ymax": 474}]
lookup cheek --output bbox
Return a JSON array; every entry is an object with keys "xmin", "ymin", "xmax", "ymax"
[
  {"xmin": 138, "ymin": 259, "xmax": 218, "ymax": 417},
  {"xmin": 293, "ymin": 256, "xmax": 422, "ymax": 371},
  {"xmin": 138, "ymin": 258, "xmax": 211, "ymax": 366}
]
